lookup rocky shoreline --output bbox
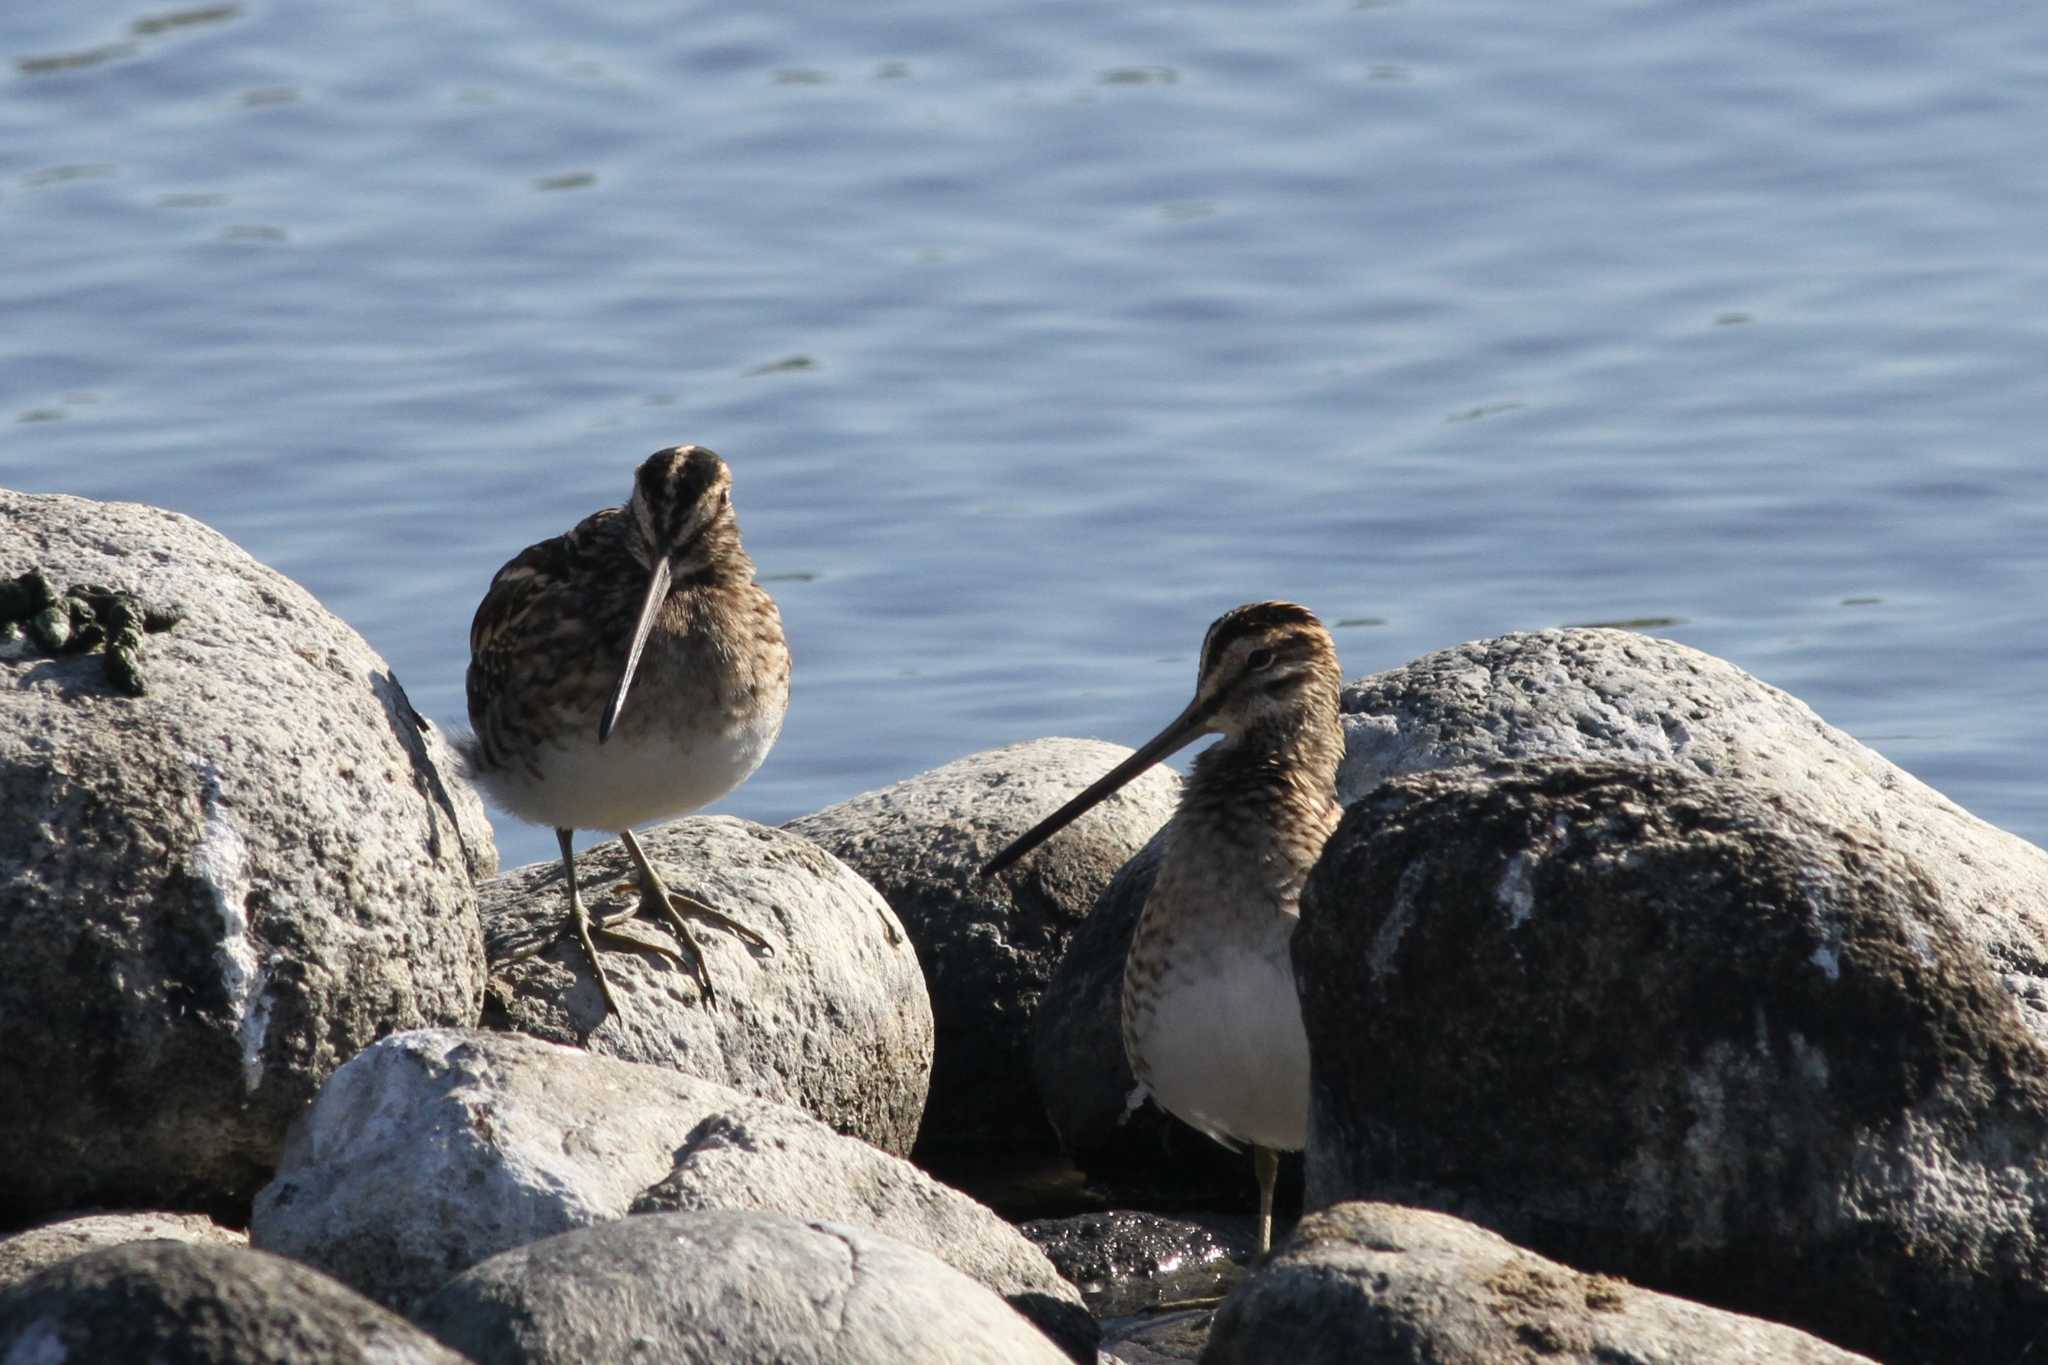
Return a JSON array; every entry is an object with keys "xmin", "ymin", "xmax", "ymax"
[{"xmin": 4, "ymin": 487, "xmax": 2044, "ymax": 1362}]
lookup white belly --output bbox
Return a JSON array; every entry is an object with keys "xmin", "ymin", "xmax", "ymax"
[
  {"xmin": 476, "ymin": 713, "xmax": 780, "ymax": 834},
  {"xmin": 1129, "ymin": 943, "xmax": 1309, "ymax": 1152}
]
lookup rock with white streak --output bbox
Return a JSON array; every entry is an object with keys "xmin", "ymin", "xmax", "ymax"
[
  {"xmin": 412, "ymin": 1210, "xmax": 1075, "ymax": 1365},
  {"xmin": 480, "ymin": 815, "xmax": 930, "ymax": 1157},
  {"xmin": 0, "ymin": 1241, "xmax": 467, "ymax": 1365},
  {"xmin": 1203, "ymin": 1203, "xmax": 1877, "ymax": 1364},
  {"xmin": 0, "ymin": 490, "xmax": 491, "ymax": 1225},
  {"xmin": 1298, "ymin": 761, "xmax": 2048, "ymax": 1365}
]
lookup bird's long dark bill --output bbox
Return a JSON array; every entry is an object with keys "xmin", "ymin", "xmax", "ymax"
[
  {"xmin": 979, "ymin": 694, "xmax": 1218, "ymax": 877},
  {"xmin": 598, "ymin": 555, "xmax": 672, "ymax": 744}
]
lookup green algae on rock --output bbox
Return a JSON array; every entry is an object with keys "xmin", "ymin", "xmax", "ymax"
[{"xmin": 0, "ymin": 568, "xmax": 185, "ymax": 696}]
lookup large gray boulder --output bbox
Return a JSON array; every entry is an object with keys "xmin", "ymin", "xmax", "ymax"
[
  {"xmin": 251, "ymin": 1028, "xmax": 795, "ymax": 1312},
  {"xmin": 0, "ymin": 1211, "xmax": 244, "ymax": 1292},
  {"xmin": 1338, "ymin": 628, "xmax": 2048, "ymax": 1042},
  {"xmin": 413, "ymin": 1209, "xmax": 1074, "ymax": 1365},
  {"xmin": 0, "ymin": 490, "xmax": 490, "ymax": 1224},
  {"xmin": 483, "ymin": 815, "xmax": 930, "ymax": 1156},
  {"xmin": 787, "ymin": 739, "xmax": 1179, "ymax": 1161},
  {"xmin": 630, "ymin": 1104, "xmax": 1095, "ymax": 1360},
  {"xmin": 250, "ymin": 1026, "xmax": 1082, "ymax": 1350},
  {"xmin": 0, "ymin": 1241, "xmax": 467, "ymax": 1365},
  {"xmin": 1298, "ymin": 761, "xmax": 2048, "ymax": 1364},
  {"xmin": 1204, "ymin": 1203, "xmax": 1877, "ymax": 1364}
]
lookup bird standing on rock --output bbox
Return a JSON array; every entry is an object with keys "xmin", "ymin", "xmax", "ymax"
[
  {"xmin": 981, "ymin": 601, "xmax": 1344, "ymax": 1257},
  {"xmin": 463, "ymin": 445, "xmax": 789, "ymax": 1021}
]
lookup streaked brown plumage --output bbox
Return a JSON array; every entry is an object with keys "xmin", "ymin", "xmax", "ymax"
[
  {"xmin": 464, "ymin": 445, "xmax": 789, "ymax": 1021},
  {"xmin": 982, "ymin": 601, "xmax": 1343, "ymax": 1256}
]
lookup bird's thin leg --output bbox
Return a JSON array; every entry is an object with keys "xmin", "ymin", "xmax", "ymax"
[
  {"xmin": 558, "ymin": 827, "xmax": 620, "ymax": 1017},
  {"xmin": 496, "ymin": 829, "xmax": 682, "ymax": 1020},
  {"xmin": 1254, "ymin": 1144, "xmax": 1280, "ymax": 1260},
  {"xmin": 610, "ymin": 828, "xmax": 774, "ymax": 1003}
]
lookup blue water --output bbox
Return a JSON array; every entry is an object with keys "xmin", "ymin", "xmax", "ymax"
[{"xmin": 7, "ymin": 1, "xmax": 2048, "ymax": 875}]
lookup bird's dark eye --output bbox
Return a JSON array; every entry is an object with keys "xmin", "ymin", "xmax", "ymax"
[{"xmin": 1246, "ymin": 648, "xmax": 1275, "ymax": 670}]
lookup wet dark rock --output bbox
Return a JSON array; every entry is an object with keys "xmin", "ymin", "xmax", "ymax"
[
  {"xmin": 0, "ymin": 1211, "xmax": 244, "ymax": 1292},
  {"xmin": 786, "ymin": 738, "xmax": 1178, "ymax": 1164},
  {"xmin": 0, "ymin": 490, "xmax": 492, "ymax": 1226},
  {"xmin": 1102, "ymin": 1306, "xmax": 1214, "ymax": 1364},
  {"xmin": 630, "ymin": 1102, "xmax": 1095, "ymax": 1360},
  {"xmin": 0, "ymin": 1241, "xmax": 466, "ymax": 1365},
  {"xmin": 1019, "ymin": 1209, "xmax": 1249, "ymax": 1319},
  {"xmin": 482, "ymin": 814, "xmax": 930, "ymax": 1156},
  {"xmin": 412, "ymin": 1209, "xmax": 1074, "ymax": 1365},
  {"xmin": 1204, "ymin": 1202, "xmax": 1877, "ymax": 1364},
  {"xmin": 1298, "ymin": 761, "xmax": 2048, "ymax": 1364}
]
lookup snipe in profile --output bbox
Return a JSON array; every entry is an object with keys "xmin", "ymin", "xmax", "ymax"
[
  {"xmin": 981, "ymin": 601, "xmax": 1343, "ymax": 1257},
  {"xmin": 463, "ymin": 444, "xmax": 789, "ymax": 1020}
]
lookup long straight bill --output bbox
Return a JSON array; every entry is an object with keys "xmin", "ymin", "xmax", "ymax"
[
  {"xmin": 598, "ymin": 554, "xmax": 672, "ymax": 744},
  {"xmin": 978, "ymin": 694, "xmax": 1217, "ymax": 877}
]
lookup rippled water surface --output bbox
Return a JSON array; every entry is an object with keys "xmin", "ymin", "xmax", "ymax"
[{"xmin": 7, "ymin": 1, "xmax": 2047, "ymax": 871}]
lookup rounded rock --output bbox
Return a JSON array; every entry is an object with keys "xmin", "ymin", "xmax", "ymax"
[
  {"xmin": 1338, "ymin": 627, "xmax": 2048, "ymax": 1044},
  {"xmin": 251, "ymin": 1028, "xmax": 794, "ymax": 1312},
  {"xmin": 413, "ymin": 1209, "xmax": 1075, "ymax": 1365},
  {"xmin": 0, "ymin": 1241, "xmax": 467, "ymax": 1365},
  {"xmin": 0, "ymin": 1211, "xmax": 244, "ymax": 1292},
  {"xmin": 631, "ymin": 1102, "xmax": 1096, "ymax": 1359},
  {"xmin": 1299, "ymin": 760, "xmax": 2048, "ymax": 1364},
  {"xmin": 0, "ymin": 490, "xmax": 491, "ymax": 1224},
  {"xmin": 482, "ymin": 815, "xmax": 930, "ymax": 1155},
  {"xmin": 1205, "ymin": 1202, "xmax": 1877, "ymax": 1364}
]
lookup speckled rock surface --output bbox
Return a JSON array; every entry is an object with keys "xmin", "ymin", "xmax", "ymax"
[
  {"xmin": 412, "ymin": 1209, "xmax": 1075, "ymax": 1365},
  {"xmin": 630, "ymin": 1102, "xmax": 1095, "ymax": 1361},
  {"xmin": 1205, "ymin": 1203, "xmax": 1878, "ymax": 1364},
  {"xmin": 0, "ymin": 1211, "xmax": 245, "ymax": 1291},
  {"xmin": 1299, "ymin": 761, "xmax": 2048, "ymax": 1365},
  {"xmin": 786, "ymin": 739, "xmax": 1179, "ymax": 1161},
  {"xmin": 0, "ymin": 490, "xmax": 491, "ymax": 1225},
  {"xmin": 0, "ymin": 1241, "xmax": 467, "ymax": 1365},
  {"xmin": 1338, "ymin": 628, "xmax": 2048, "ymax": 1044},
  {"xmin": 482, "ymin": 815, "xmax": 929, "ymax": 1155}
]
